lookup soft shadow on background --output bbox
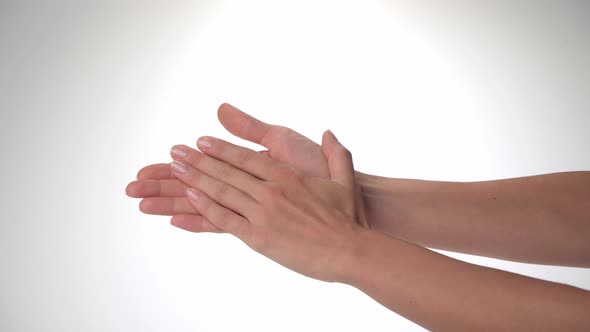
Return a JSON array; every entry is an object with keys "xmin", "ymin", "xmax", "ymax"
[{"xmin": 1, "ymin": 1, "xmax": 589, "ymax": 331}]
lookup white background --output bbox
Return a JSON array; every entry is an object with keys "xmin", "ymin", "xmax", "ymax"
[{"xmin": 1, "ymin": 1, "xmax": 589, "ymax": 331}]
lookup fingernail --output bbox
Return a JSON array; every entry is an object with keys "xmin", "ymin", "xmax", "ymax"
[
  {"xmin": 197, "ymin": 137, "xmax": 212, "ymax": 149},
  {"xmin": 171, "ymin": 145, "xmax": 188, "ymax": 159},
  {"xmin": 170, "ymin": 161, "xmax": 188, "ymax": 174},
  {"xmin": 186, "ymin": 188, "xmax": 201, "ymax": 201}
]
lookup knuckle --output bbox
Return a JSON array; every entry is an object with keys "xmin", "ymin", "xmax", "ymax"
[
  {"xmin": 258, "ymin": 185, "xmax": 291, "ymax": 213},
  {"xmin": 235, "ymin": 149, "xmax": 256, "ymax": 167},
  {"xmin": 183, "ymin": 168, "xmax": 196, "ymax": 182},
  {"xmin": 187, "ymin": 151, "xmax": 205, "ymax": 168},
  {"xmin": 271, "ymin": 164, "xmax": 299, "ymax": 181},
  {"xmin": 260, "ymin": 183, "xmax": 283, "ymax": 200},
  {"xmin": 212, "ymin": 182, "xmax": 231, "ymax": 201},
  {"xmin": 198, "ymin": 195, "xmax": 213, "ymax": 214},
  {"xmin": 281, "ymin": 168, "xmax": 303, "ymax": 185},
  {"xmin": 238, "ymin": 116, "xmax": 253, "ymax": 135},
  {"xmin": 218, "ymin": 164, "xmax": 234, "ymax": 179},
  {"xmin": 289, "ymin": 169, "xmax": 304, "ymax": 182},
  {"xmin": 219, "ymin": 210, "xmax": 234, "ymax": 228},
  {"xmin": 273, "ymin": 125, "xmax": 292, "ymax": 136},
  {"xmin": 261, "ymin": 126, "xmax": 289, "ymax": 146},
  {"xmin": 185, "ymin": 170, "xmax": 201, "ymax": 187}
]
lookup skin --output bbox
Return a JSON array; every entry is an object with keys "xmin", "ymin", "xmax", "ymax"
[
  {"xmin": 166, "ymin": 131, "xmax": 366, "ymax": 282},
  {"xmin": 127, "ymin": 103, "xmax": 590, "ymax": 267},
  {"xmin": 357, "ymin": 171, "xmax": 590, "ymax": 267},
  {"xmin": 127, "ymin": 103, "xmax": 331, "ymax": 232},
  {"xmin": 126, "ymin": 103, "xmax": 590, "ymax": 330}
]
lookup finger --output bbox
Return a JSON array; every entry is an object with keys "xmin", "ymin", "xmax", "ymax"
[
  {"xmin": 321, "ymin": 130, "xmax": 355, "ymax": 191},
  {"xmin": 171, "ymin": 144, "xmax": 262, "ymax": 196},
  {"xmin": 258, "ymin": 150, "xmax": 271, "ymax": 158},
  {"xmin": 185, "ymin": 188, "xmax": 250, "ymax": 239},
  {"xmin": 137, "ymin": 163, "xmax": 174, "ymax": 180},
  {"xmin": 196, "ymin": 136, "xmax": 276, "ymax": 181},
  {"xmin": 217, "ymin": 103, "xmax": 273, "ymax": 147},
  {"xmin": 139, "ymin": 197, "xmax": 197, "ymax": 215},
  {"xmin": 170, "ymin": 214, "xmax": 223, "ymax": 233},
  {"xmin": 126, "ymin": 179, "xmax": 188, "ymax": 198},
  {"xmin": 170, "ymin": 160, "xmax": 257, "ymax": 218}
]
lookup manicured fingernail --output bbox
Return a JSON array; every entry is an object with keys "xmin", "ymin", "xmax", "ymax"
[
  {"xmin": 197, "ymin": 137, "xmax": 212, "ymax": 149},
  {"xmin": 170, "ymin": 161, "xmax": 188, "ymax": 174},
  {"xmin": 186, "ymin": 188, "xmax": 201, "ymax": 201},
  {"xmin": 171, "ymin": 145, "xmax": 188, "ymax": 159}
]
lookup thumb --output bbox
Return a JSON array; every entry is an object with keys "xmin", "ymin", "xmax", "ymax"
[
  {"xmin": 217, "ymin": 103, "xmax": 273, "ymax": 147},
  {"xmin": 321, "ymin": 130, "xmax": 354, "ymax": 191}
]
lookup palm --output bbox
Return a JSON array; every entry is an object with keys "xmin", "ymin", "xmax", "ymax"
[{"xmin": 262, "ymin": 126, "xmax": 329, "ymax": 178}]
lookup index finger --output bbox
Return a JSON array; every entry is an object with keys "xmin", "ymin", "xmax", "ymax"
[
  {"xmin": 196, "ymin": 136, "xmax": 275, "ymax": 181},
  {"xmin": 217, "ymin": 103, "xmax": 273, "ymax": 147}
]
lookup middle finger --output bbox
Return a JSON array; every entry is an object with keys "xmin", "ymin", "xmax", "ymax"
[
  {"xmin": 170, "ymin": 160, "xmax": 258, "ymax": 218},
  {"xmin": 171, "ymin": 144, "xmax": 264, "ymax": 199}
]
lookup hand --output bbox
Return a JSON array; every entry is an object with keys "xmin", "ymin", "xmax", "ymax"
[
  {"xmin": 217, "ymin": 103, "xmax": 330, "ymax": 178},
  {"xmin": 166, "ymin": 130, "xmax": 367, "ymax": 282},
  {"xmin": 126, "ymin": 104, "xmax": 331, "ymax": 232}
]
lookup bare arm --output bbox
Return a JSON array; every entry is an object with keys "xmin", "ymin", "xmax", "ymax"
[
  {"xmin": 157, "ymin": 135, "xmax": 590, "ymax": 330},
  {"xmin": 129, "ymin": 121, "xmax": 590, "ymax": 331},
  {"xmin": 344, "ymin": 229, "xmax": 590, "ymax": 331},
  {"xmin": 126, "ymin": 104, "xmax": 590, "ymax": 266},
  {"xmin": 357, "ymin": 171, "xmax": 590, "ymax": 267}
]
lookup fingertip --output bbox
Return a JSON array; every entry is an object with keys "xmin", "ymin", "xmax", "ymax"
[
  {"xmin": 218, "ymin": 102, "xmax": 235, "ymax": 112},
  {"xmin": 217, "ymin": 104, "xmax": 273, "ymax": 146},
  {"xmin": 137, "ymin": 163, "xmax": 172, "ymax": 180},
  {"xmin": 217, "ymin": 102, "xmax": 236, "ymax": 120},
  {"xmin": 218, "ymin": 103, "xmax": 239, "ymax": 132},
  {"xmin": 136, "ymin": 164, "xmax": 155, "ymax": 179},
  {"xmin": 322, "ymin": 129, "xmax": 339, "ymax": 145},
  {"xmin": 196, "ymin": 136, "xmax": 213, "ymax": 151},
  {"xmin": 170, "ymin": 214, "xmax": 187, "ymax": 229},
  {"xmin": 217, "ymin": 103, "xmax": 226, "ymax": 118},
  {"xmin": 326, "ymin": 129, "xmax": 338, "ymax": 142},
  {"xmin": 171, "ymin": 216, "xmax": 199, "ymax": 233},
  {"xmin": 136, "ymin": 167, "xmax": 147, "ymax": 180},
  {"xmin": 126, "ymin": 181, "xmax": 138, "ymax": 197},
  {"xmin": 139, "ymin": 198, "xmax": 152, "ymax": 213},
  {"xmin": 321, "ymin": 129, "xmax": 339, "ymax": 157},
  {"xmin": 171, "ymin": 214, "xmax": 223, "ymax": 233}
]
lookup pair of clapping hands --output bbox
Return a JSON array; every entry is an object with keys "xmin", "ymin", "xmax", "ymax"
[{"xmin": 126, "ymin": 103, "xmax": 371, "ymax": 282}]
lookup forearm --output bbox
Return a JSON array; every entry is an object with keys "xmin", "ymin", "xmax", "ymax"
[
  {"xmin": 356, "ymin": 171, "xmax": 590, "ymax": 266},
  {"xmin": 341, "ymin": 229, "xmax": 590, "ymax": 331}
]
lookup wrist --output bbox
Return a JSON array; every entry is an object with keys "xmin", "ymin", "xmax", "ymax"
[
  {"xmin": 354, "ymin": 171, "xmax": 377, "ymax": 226},
  {"xmin": 355, "ymin": 171, "xmax": 402, "ymax": 234},
  {"xmin": 355, "ymin": 172, "xmax": 428, "ymax": 240},
  {"xmin": 334, "ymin": 227, "xmax": 381, "ymax": 286}
]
